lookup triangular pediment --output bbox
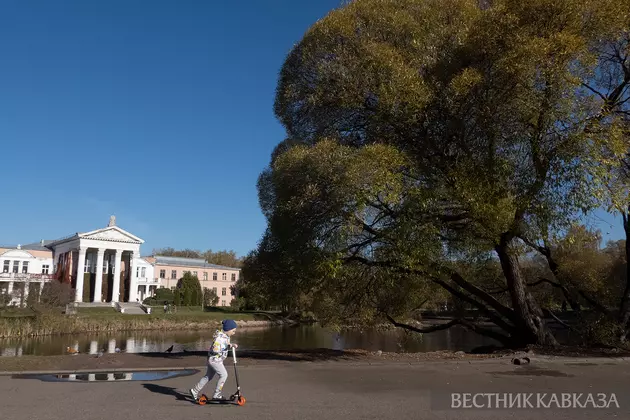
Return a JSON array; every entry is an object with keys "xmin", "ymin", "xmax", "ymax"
[
  {"xmin": 79, "ymin": 226, "xmax": 144, "ymax": 244},
  {"xmin": 0, "ymin": 249, "xmax": 34, "ymax": 259}
]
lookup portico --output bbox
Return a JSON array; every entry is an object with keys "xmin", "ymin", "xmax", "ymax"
[{"xmin": 47, "ymin": 217, "xmax": 144, "ymax": 303}]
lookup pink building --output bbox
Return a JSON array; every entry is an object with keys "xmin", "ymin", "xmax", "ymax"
[{"xmin": 145, "ymin": 255, "xmax": 240, "ymax": 306}]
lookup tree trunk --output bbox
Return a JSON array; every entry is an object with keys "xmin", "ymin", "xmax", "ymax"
[
  {"xmin": 495, "ymin": 235, "xmax": 558, "ymax": 347},
  {"xmin": 618, "ymin": 208, "xmax": 630, "ymax": 333}
]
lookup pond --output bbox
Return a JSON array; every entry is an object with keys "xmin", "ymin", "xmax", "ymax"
[{"xmin": 0, "ymin": 324, "xmax": 502, "ymax": 357}]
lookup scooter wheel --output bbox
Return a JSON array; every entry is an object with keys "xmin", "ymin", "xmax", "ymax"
[
  {"xmin": 236, "ymin": 396, "xmax": 246, "ymax": 406},
  {"xmin": 198, "ymin": 395, "xmax": 208, "ymax": 405}
]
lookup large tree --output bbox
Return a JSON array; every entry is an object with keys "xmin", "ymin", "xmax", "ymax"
[{"xmin": 253, "ymin": 0, "xmax": 630, "ymax": 347}]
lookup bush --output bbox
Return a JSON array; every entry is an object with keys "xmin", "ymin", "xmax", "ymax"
[
  {"xmin": 39, "ymin": 281, "xmax": 74, "ymax": 308},
  {"xmin": 154, "ymin": 287, "xmax": 174, "ymax": 302}
]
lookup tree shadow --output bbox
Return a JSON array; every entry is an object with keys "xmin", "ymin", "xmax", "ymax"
[
  {"xmin": 138, "ymin": 348, "xmax": 368, "ymax": 362},
  {"xmin": 142, "ymin": 383, "xmax": 192, "ymax": 402}
]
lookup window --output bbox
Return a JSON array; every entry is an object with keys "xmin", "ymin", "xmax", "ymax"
[
  {"xmin": 2, "ymin": 260, "xmax": 9, "ymax": 273},
  {"xmin": 12, "ymin": 261, "xmax": 19, "ymax": 273},
  {"xmin": 222, "ymin": 287, "xmax": 226, "ymax": 296},
  {"xmin": 231, "ymin": 273, "xmax": 236, "ymax": 282},
  {"xmin": 212, "ymin": 287, "xmax": 217, "ymax": 294},
  {"xmin": 160, "ymin": 269, "xmax": 166, "ymax": 279},
  {"xmin": 41, "ymin": 265, "xmax": 49, "ymax": 274},
  {"xmin": 213, "ymin": 272, "xmax": 217, "ymax": 281},
  {"xmin": 203, "ymin": 272, "xmax": 208, "ymax": 281},
  {"xmin": 221, "ymin": 300, "xmax": 226, "ymax": 306},
  {"xmin": 136, "ymin": 267, "xmax": 140, "ymax": 278},
  {"xmin": 230, "ymin": 288, "xmax": 234, "ymax": 296},
  {"xmin": 171, "ymin": 270, "xmax": 177, "ymax": 279},
  {"xmin": 141, "ymin": 267, "xmax": 146, "ymax": 278},
  {"xmin": 22, "ymin": 261, "xmax": 29, "ymax": 274},
  {"xmin": 222, "ymin": 273, "xmax": 227, "ymax": 281},
  {"xmin": 193, "ymin": 271, "xmax": 198, "ymax": 277}
]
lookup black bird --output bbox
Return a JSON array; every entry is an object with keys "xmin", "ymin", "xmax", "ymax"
[{"xmin": 165, "ymin": 344, "xmax": 174, "ymax": 353}]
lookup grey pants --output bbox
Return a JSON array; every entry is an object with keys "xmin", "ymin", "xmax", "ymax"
[{"xmin": 193, "ymin": 357, "xmax": 228, "ymax": 397}]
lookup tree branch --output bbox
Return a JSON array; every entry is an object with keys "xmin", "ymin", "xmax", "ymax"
[
  {"xmin": 384, "ymin": 313, "xmax": 462, "ymax": 334},
  {"xmin": 384, "ymin": 313, "xmax": 513, "ymax": 347}
]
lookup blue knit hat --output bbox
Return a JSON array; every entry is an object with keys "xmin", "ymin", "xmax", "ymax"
[{"xmin": 222, "ymin": 319, "xmax": 237, "ymax": 332}]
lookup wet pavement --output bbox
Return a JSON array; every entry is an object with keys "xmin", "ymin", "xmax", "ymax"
[
  {"xmin": 1, "ymin": 358, "xmax": 629, "ymax": 419},
  {"xmin": 12, "ymin": 369, "xmax": 199, "ymax": 382}
]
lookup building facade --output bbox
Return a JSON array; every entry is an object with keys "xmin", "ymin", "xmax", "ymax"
[
  {"xmin": 48, "ymin": 217, "xmax": 145, "ymax": 304},
  {"xmin": 134, "ymin": 257, "xmax": 156, "ymax": 302},
  {"xmin": 145, "ymin": 255, "xmax": 240, "ymax": 306},
  {"xmin": 0, "ymin": 243, "xmax": 54, "ymax": 306},
  {"xmin": 1, "ymin": 217, "xmax": 241, "ymax": 307}
]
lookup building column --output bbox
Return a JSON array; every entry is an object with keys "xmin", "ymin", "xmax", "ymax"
[
  {"xmin": 128, "ymin": 251, "xmax": 136, "ymax": 303},
  {"xmin": 112, "ymin": 250, "xmax": 122, "ymax": 303},
  {"xmin": 23, "ymin": 281, "xmax": 29, "ymax": 305},
  {"xmin": 75, "ymin": 247, "xmax": 87, "ymax": 302},
  {"xmin": 93, "ymin": 249, "xmax": 105, "ymax": 303},
  {"xmin": 89, "ymin": 341, "xmax": 98, "ymax": 355}
]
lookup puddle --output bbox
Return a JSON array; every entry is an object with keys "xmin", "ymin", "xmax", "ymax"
[{"xmin": 12, "ymin": 369, "xmax": 199, "ymax": 382}]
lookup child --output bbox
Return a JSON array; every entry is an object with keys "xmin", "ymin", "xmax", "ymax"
[{"xmin": 189, "ymin": 319, "xmax": 239, "ymax": 401}]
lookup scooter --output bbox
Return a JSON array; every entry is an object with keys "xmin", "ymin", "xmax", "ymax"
[{"xmin": 198, "ymin": 346, "xmax": 246, "ymax": 406}]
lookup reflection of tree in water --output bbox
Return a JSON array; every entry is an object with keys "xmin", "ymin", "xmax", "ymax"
[{"xmin": 396, "ymin": 329, "xmax": 423, "ymax": 353}]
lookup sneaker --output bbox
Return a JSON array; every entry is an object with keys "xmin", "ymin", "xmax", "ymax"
[
  {"xmin": 212, "ymin": 392, "xmax": 223, "ymax": 400},
  {"xmin": 190, "ymin": 388, "xmax": 199, "ymax": 401}
]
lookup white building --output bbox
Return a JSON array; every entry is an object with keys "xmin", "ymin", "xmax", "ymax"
[
  {"xmin": 47, "ymin": 216, "xmax": 145, "ymax": 303},
  {"xmin": 1, "ymin": 216, "xmax": 239, "ymax": 307},
  {"xmin": 0, "ymin": 243, "xmax": 54, "ymax": 306},
  {"xmin": 134, "ymin": 257, "xmax": 157, "ymax": 302}
]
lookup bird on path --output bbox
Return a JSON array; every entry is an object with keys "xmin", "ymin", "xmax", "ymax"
[{"xmin": 165, "ymin": 344, "xmax": 174, "ymax": 353}]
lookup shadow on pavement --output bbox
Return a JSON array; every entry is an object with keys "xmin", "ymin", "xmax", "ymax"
[
  {"xmin": 142, "ymin": 383, "xmax": 191, "ymax": 402},
  {"xmin": 137, "ymin": 348, "xmax": 369, "ymax": 362}
]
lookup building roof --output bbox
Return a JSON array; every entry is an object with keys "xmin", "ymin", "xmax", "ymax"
[
  {"xmin": 0, "ymin": 240, "xmax": 56, "ymax": 251},
  {"xmin": 152, "ymin": 255, "xmax": 240, "ymax": 271}
]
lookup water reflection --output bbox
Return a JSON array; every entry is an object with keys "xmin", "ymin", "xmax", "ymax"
[
  {"xmin": 13, "ymin": 369, "xmax": 199, "ymax": 382},
  {"xmin": 0, "ymin": 325, "xmax": 503, "ymax": 357}
]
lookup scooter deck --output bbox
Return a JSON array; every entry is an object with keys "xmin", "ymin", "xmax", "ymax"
[{"xmin": 197, "ymin": 393, "xmax": 245, "ymax": 406}]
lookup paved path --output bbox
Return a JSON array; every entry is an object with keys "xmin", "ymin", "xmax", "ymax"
[{"xmin": 1, "ymin": 359, "xmax": 629, "ymax": 419}]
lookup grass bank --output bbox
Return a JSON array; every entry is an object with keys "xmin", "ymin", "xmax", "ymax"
[{"xmin": 0, "ymin": 309, "xmax": 284, "ymax": 339}]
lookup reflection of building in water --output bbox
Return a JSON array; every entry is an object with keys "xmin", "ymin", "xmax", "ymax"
[
  {"xmin": 1, "ymin": 345, "xmax": 23, "ymax": 357},
  {"xmin": 55, "ymin": 373, "xmax": 133, "ymax": 381}
]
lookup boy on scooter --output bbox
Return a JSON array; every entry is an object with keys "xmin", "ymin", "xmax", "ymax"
[{"xmin": 189, "ymin": 319, "xmax": 239, "ymax": 401}]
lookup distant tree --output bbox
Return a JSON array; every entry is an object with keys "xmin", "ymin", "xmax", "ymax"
[
  {"xmin": 203, "ymin": 287, "xmax": 220, "ymax": 307},
  {"xmin": 176, "ymin": 272, "xmax": 203, "ymax": 306},
  {"xmin": 203, "ymin": 249, "xmax": 242, "ymax": 268},
  {"xmin": 152, "ymin": 247, "xmax": 202, "ymax": 258}
]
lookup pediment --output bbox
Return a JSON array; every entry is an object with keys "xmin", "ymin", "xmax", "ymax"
[
  {"xmin": 79, "ymin": 226, "xmax": 144, "ymax": 244},
  {"xmin": 0, "ymin": 250, "xmax": 34, "ymax": 259}
]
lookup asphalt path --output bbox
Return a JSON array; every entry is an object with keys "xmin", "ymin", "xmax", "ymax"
[{"xmin": 1, "ymin": 359, "xmax": 628, "ymax": 420}]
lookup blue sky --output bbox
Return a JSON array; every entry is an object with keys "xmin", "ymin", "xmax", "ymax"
[
  {"xmin": 0, "ymin": 0, "xmax": 625, "ymax": 258},
  {"xmin": 0, "ymin": 0, "xmax": 344, "ymax": 257}
]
